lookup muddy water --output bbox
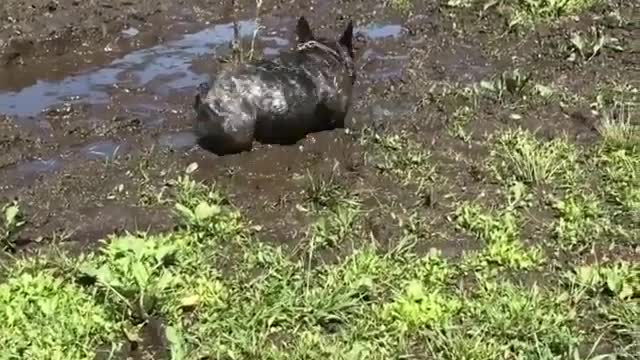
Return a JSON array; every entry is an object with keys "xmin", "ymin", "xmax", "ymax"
[
  {"xmin": 0, "ymin": 20, "xmax": 406, "ymax": 117},
  {"xmin": 0, "ymin": 16, "xmax": 408, "ymax": 188},
  {"xmin": 0, "ymin": 20, "xmax": 258, "ymax": 117}
]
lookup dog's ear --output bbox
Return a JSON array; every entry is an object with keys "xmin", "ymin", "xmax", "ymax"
[
  {"xmin": 339, "ymin": 20, "xmax": 354, "ymax": 56},
  {"xmin": 296, "ymin": 16, "xmax": 314, "ymax": 43}
]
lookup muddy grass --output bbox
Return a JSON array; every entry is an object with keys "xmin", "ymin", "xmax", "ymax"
[{"xmin": 1, "ymin": 0, "xmax": 640, "ymax": 359}]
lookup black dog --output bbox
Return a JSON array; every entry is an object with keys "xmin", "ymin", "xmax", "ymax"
[{"xmin": 193, "ymin": 16, "xmax": 355, "ymax": 155}]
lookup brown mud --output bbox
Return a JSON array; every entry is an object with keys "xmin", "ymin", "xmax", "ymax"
[
  {"xmin": 1, "ymin": 0, "xmax": 639, "ymax": 356},
  {"xmin": 1, "ymin": 0, "xmax": 638, "ymax": 251}
]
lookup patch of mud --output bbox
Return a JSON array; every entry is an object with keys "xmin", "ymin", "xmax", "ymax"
[
  {"xmin": 430, "ymin": 41, "xmax": 495, "ymax": 84},
  {"xmin": 0, "ymin": 1, "xmax": 412, "ymax": 256},
  {"xmin": 0, "ymin": 19, "xmax": 410, "ymax": 118},
  {"xmin": 2, "ymin": 0, "xmax": 635, "ymax": 285},
  {"xmin": 0, "ymin": 158, "xmax": 64, "ymax": 187},
  {"xmin": 157, "ymin": 131, "xmax": 198, "ymax": 152}
]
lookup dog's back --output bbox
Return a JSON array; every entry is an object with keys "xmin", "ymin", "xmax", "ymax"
[{"xmin": 194, "ymin": 17, "xmax": 355, "ymax": 155}]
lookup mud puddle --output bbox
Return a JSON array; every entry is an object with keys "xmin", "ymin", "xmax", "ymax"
[
  {"xmin": 0, "ymin": 20, "xmax": 406, "ymax": 117},
  {"xmin": 0, "ymin": 16, "xmax": 408, "ymax": 190}
]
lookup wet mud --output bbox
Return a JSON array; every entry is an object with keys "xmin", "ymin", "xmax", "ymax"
[
  {"xmin": 1, "ymin": 0, "xmax": 637, "ymax": 248},
  {"xmin": 1, "ymin": 0, "xmax": 638, "ymax": 250},
  {"xmin": 0, "ymin": 0, "xmax": 413, "ymax": 251}
]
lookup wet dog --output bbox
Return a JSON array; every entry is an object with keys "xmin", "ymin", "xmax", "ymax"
[{"xmin": 193, "ymin": 16, "xmax": 355, "ymax": 155}]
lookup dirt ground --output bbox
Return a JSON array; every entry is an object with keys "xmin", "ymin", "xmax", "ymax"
[
  {"xmin": 0, "ymin": 0, "xmax": 636, "ymax": 252},
  {"xmin": 0, "ymin": 0, "xmax": 410, "ymax": 250}
]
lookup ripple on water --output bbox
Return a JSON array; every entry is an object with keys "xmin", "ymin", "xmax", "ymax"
[{"xmin": 360, "ymin": 24, "xmax": 405, "ymax": 39}]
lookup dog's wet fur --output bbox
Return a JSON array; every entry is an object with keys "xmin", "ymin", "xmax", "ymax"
[{"xmin": 193, "ymin": 16, "xmax": 355, "ymax": 155}]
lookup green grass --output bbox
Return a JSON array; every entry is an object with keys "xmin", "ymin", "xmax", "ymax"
[
  {"xmin": 447, "ymin": 105, "xmax": 474, "ymax": 142},
  {"xmin": 0, "ymin": 158, "xmax": 636, "ymax": 358},
  {"xmin": 455, "ymin": 201, "xmax": 544, "ymax": 270},
  {"xmin": 0, "ymin": 270, "xmax": 119, "ymax": 360},
  {"xmin": 304, "ymin": 170, "xmax": 355, "ymax": 211},
  {"xmin": 1, "ymin": 201, "xmax": 25, "ymax": 251},
  {"xmin": 385, "ymin": 0, "xmax": 413, "ymax": 13},
  {"xmin": 362, "ymin": 130, "xmax": 435, "ymax": 186},
  {"xmin": 566, "ymin": 28, "xmax": 624, "ymax": 63},
  {"xmin": 308, "ymin": 201, "xmax": 362, "ymax": 250},
  {"xmin": 551, "ymin": 191, "xmax": 609, "ymax": 251},
  {"xmin": 486, "ymin": 0, "xmax": 605, "ymax": 29},
  {"xmin": 568, "ymin": 262, "xmax": 640, "ymax": 356},
  {"xmin": 489, "ymin": 128, "xmax": 579, "ymax": 186},
  {"xmin": 429, "ymin": 281, "xmax": 581, "ymax": 359},
  {"xmin": 478, "ymin": 69, "xmax": 533, "ymax": 103}
]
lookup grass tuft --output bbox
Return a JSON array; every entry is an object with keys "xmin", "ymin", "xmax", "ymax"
[
  {"xmin": 489, "ymin": 128, "xmax": 578, "ymax": 186},
  {"xmin": 364, "ymin": 130, "xmax": 435, "ymax": 186},
  {"xmin": 551, "ymin": 192, "xmax": 609, "ymax": 251},
  {"xmin": 491, "ymin": 0, "xmax": 605, "ymax": 28},
  {"xmin": 456, "ymin": 202, "xmax": 544, "ymax": 270},
  {"xmin": 1, "ymin": 200, "xmax": 25, "ymax": 251}
]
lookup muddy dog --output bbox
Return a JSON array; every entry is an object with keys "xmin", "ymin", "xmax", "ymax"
[{"xmin": 193, "ymin": 16, "xmax": 355, "ymax": 155}]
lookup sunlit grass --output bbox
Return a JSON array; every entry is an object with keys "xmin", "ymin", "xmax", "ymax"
[
  {"xmin": 489, "ymin": 128, "xmax": 579, "ymax": 186},
  {"xmin": 0, "ymin": 271, "xmax": 119, "ymax": 360}
]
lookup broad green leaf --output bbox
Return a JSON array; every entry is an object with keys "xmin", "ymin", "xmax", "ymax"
[
  {"xmin": 154, "ymin": 271, "xmax": 176, "ymax": 292},
  {"xmin": 80, "ymin": 264, "xmax": 122, "ymax": 288},
  {"xmin": 175, "ymin": 203, "xmax": 195, "ymax": 221},
  {"xmin": 4, "ymin": 205, "xmax": 20, "ymax": 227},
  {"xmin": 154, "ymin": 244, "xmax": 176, "ymax": 263},
  {"xmin": 178, "ymin": 295, "xmax": 200, "ymax": 309},
  {"xmin": 131, "ymin": 262, "xmax": 150, "ymax": 288},
  {"xmin": 406, "ymin": 280, "xmax": 425, "ymax": 300},
  {"xmin": 576, "ymin": 265, "xmax": 598, "ymax": 286},
  {"xmin": 618, "ymin": 282, "xmax": 634, "ymax": 300},
  {"xmin": 111, "ymin": 235, "xmax": 146, "ymax": 257},
  {"xmin": 166, "ymin": 326, "xmax": 187, "ymax": 360},
  {"xmin": 194, "ymin": 201, "xmax": 220, "ymax": 221},
  {"xmin": 605, "ymin": 272, "xmax": 623, "ymax": 295}
]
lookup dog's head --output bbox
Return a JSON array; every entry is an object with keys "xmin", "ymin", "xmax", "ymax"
[{"xmin": 295, "ymin": 16, "xmax": 355, "ymax": 81}]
